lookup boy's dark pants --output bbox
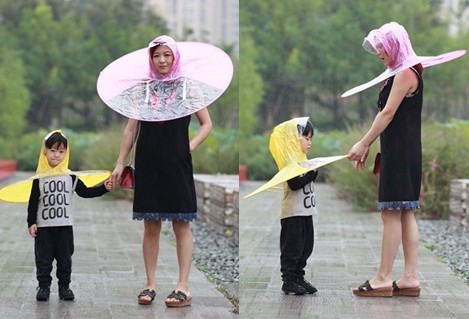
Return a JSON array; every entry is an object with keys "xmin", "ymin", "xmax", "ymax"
[
  {"xmin": 280, "ymin": 216, "xmax": 314, "ymax": 281},
  {"xmin": 35, "ymin": 226, "xmax": 74, "ymax": 287}
]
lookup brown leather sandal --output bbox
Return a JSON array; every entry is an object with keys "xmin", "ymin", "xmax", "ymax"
[
  {"xmin": 352, "ymin": 280, "xmax": 393, "ymax": 297},
  {"xmin": 138, "ymin": 289, "xmax": 156, "ymax": 305},
  {"xmin": 392, "ymin": 281, "xmax": 421, "ymax": 297},
  {"xmin": 165, "ymin": 290, "xmax": 192, "ymax": 307}
]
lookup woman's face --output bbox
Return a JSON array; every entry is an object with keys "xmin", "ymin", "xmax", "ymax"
[
  {"xmin": 152, "ymin": 45, "xmax": 174, "ymax": 75},
  {"xmin": 376, "ymin": 43, "xmax": 391, "ymax": 67}
]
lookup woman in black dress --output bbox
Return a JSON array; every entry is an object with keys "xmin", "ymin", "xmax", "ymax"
[
  {"xmin": 347, "ymin": 22, "xmax": 423, "ymax": 297},
  {"xmin": 111, "ymin": 36, "xmax": 212, "ymax": 306}
]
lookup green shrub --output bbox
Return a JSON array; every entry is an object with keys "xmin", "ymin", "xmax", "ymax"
[
  {"xmin": 190, "ymin": 125, "xmax": 239, "ymax": 174},
  {"xmin": 326, "ymin": 125, "xmax": 380, "ymax": 211},
  {"xmin": 80, "ymin": 125, "xmax": 133, "ymax": 200},
  {"xmin": 16, "ymin": 131, "xmax": 45, "ymax": 171},
  {"xmin": 241, "ymin": 134, "xmax": 277, "ymax": 181},
  {"xmin": 310, "ymin": 130, "xmax": 345, "ymax": 182},
  {"xmin": 420, "ymin": 120, "xmax": 469, "ymax": 218}
]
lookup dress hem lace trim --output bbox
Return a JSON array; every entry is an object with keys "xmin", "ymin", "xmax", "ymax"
[
  {"xmin": 378, "ymin": 201, "xmax": 420, "ymax": 211},
  {"xmin": 132, "ymin": 212, "xmax": 197, "ymax": 222}
]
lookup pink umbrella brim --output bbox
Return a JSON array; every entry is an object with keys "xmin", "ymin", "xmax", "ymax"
[
  {"xmin": 97, "ymin": 42, "xmax": 234, "ymax": 121},
  {"xmin": 342, "ymin": 50, "xmax": 466, "ymax": 97}
]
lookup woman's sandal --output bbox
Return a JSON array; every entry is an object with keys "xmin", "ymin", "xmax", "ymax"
[
  {"xmin": 165, "ymin": 290, "xmax": 192, "ymax": 308},
  {"xmin": 352, "ymin": 280, "xmax": 393, "ymax": 297},
  {"xmin": 392, "ymin": 281, "xmax": 421, "ymax": 297},
  {"xmin": 138, "ymin": 289, "xmax": 156, "ymax": 305}
]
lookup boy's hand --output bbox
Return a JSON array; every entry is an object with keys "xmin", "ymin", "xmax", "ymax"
[
  {"xmin": 28, "ymin": 224, "xmax": 37, "ymax": 238},
  {"xmin": 104, "ymin": 179, "xmax": 114, "ymax": 191}
]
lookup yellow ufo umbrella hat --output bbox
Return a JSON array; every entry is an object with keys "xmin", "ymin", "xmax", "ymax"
[
  {"xmin": 244, "ymin": 117, "xmax": 346, "ymax": 198},
  {"xmin": 0, "ymin": 130, "xmax": 110, "ymax": 203}
]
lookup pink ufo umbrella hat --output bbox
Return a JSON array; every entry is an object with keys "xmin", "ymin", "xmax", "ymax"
[
  {"xmin": 342, "ymin": 22, "xmax": 466, "ymax": 97},
  {"xmin": 97, "ymin": 35, "xmax": 234, "ymax": 121}
]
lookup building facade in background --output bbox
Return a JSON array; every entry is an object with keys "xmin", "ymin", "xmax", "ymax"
[
  {"xmin": 441, "ymin": 0, "xmax": 469, "ymax": 36},
  {"xmin": 148, "ymin": 0, "xmax": 239, "ymax": 51}
]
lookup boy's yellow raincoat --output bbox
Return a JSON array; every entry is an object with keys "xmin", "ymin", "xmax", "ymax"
[
  {"xmin": 0, "ymin": 130, "xmax": 110, "ymax": 203},
  {"xmin": 244, "ymin": 118, "xmax": 346, "ymax": 198}
]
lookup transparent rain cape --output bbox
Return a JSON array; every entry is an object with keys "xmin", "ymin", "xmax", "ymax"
[
  {"xmin": 342, "ymin": 22, "xmax": 466, "ymax": 97},
  {"xmin": 244, "ymin": 118, "xmax": 346, "ymax": 198},
  {"xmin": 97, "ymin": 35, "xmax": 233, "ymax": 121},
  {"xmin": 0, "ymin": 130, "xmax": 110, "ymax": 203}
]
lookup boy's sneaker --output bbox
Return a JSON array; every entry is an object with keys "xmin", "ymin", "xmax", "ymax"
[
  {"xmin": 36, "ymin": 286, "xmax": 50, "ymax": 301},
  {"xmin": 59, "ymin": 285, "xmax": 75, "ymax": 301},
  {"xmin": 296, "ymin": 278, "xmax": 318, "ymax": 294},
  {"xmin": 282, "ymin": 280, "xmax": 307, "ymax": 295}
]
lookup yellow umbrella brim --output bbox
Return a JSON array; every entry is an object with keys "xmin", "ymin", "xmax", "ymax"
[
  {"xmin": 0, "ymin": 170, "xmax": 111, "ymax": 203},
  {"xmin": 244, "ymin": 155, "xmax": 347, "ymax": 199}
]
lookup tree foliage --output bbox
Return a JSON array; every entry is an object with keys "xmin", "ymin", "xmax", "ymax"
[
  {"xmin": 243, "ymin": 0, "xmax": 469, "ymax": 132},
  {"xmin": 0, "ymin": 0, "xmax": 238, "ymax": 136},
  {"xmin": 0, "ymin": 29, "xmax": 30, "ymax": 156},
  {"xmin": 0, "ymin": 0, "xmax": 167, "ymax": 131},
  {"xmin": 209, "ymin": 44, "xmax": 239, "ymax": 129}
]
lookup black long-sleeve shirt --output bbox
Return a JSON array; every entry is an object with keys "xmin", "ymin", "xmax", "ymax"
[
  {"xmin": 27, "ymin": 175, "xmax": 108, "ymax": 227},
  {"xmin": 287, "ymin": 170, "xmax": 318, "ymax": 191}
]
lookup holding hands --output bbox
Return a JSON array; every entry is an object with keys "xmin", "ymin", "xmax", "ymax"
[
  {"xmin": 104, "ymin": 179, "xmax": 114, "ymax": 191},
  {"xmin": 110, "ymin": 163, "xmax": 125, "ymax": 189},
  {"xmin": 347, "ymin": 141, "xmax": 370, "ymax": 171}
]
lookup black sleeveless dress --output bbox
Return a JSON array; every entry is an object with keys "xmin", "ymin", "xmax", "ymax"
[
  {"xmin": 132, "ymin": 115, "xmax": 197, "ymax": 221},
  {"xmin": 377, "ymin": 67, "xmax": 423, "ymax": 211}
]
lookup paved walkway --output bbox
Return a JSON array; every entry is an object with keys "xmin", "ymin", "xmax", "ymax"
[
  {"xmin": 240, "ymin": 181, "xmax": 469, "ymax": 319},
  {"xmin": 0, "ymin": 173, "xmax": 237, "ymax": 319}
]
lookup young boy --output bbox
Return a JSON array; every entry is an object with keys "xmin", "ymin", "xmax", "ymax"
[
  {"xmin": 269, "ymin": 117, "xmax": 318, "ymax": 295},
  {"xmin": 27, "ymin": 131, "xmax": 113, "ymax": 301}
]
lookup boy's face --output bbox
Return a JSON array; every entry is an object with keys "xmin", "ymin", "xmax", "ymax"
[
  {"xmin": 300, "ymin": 132, "xmax": 312, "ymax": 154},
  {"xmin": 44, "ymin": 143, "xmax": 67, "ymax": 168}
]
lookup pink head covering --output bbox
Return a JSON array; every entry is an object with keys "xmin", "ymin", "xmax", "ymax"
[
  {"xmin": 342, "ymin": 22, "xmax": 466, "ymax": 97},
  {"xmin": 97, "ymin": 35, "xmax": 234, "ymax": 121},
  {"xmin": 362, "ymin": 22, "xmax": 418, "ymax": 69},
  {"xmin": 148, "ymin": 35, "xmax": 182, "ymax": 81}
]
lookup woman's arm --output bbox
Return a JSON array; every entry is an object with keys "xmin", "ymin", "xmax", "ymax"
[
  {"xmin": 111, "ymin": 119, "xmax": 139, "ymax": 184},
  {"xmin": 190, "ymin": 108, "xmax": 212, "ymax": 152},
  {"xmin": 347, "ymin": 69, "xmax": 418, "ymax": 169}
]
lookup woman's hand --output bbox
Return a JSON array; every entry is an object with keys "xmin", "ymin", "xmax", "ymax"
[
  {"xmin": 189, "ymin": 108, "xmax": 212, "ymax": 152},
  {"xmin": 111, "ymin": 163, "xmax": 125, "ymax": 188},
  {"xmin": 347, "ymin": 141, "xmax": 370, "ymax": 171}
]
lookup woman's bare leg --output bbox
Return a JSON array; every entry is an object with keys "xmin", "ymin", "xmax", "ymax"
[
  {"xmin": 367, "ymin": 211, "xmax": 402, "ymax": 288},
  {"xmin": 396, "ymin": 210, "xmax": 420, "ymax": 288},
  {"xmin": 140, "ymin": 220, "xmax": 161, "ymax": 302},
  {"xmin": 166, "ymin": 220, "xmax": 193, "ymax": 302}
]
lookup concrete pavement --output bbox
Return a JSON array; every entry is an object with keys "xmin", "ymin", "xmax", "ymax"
[
  {"xmin": 0, "ymin": 173, "xmax": 237, "ymax": 319},
  {"xmin": 240, "ymin": 181, "xmax": 469, "ymax": 319}
]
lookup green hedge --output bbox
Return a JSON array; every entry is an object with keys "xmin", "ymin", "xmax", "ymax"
[{"xmin": 419, "ymin": 120, "xmax": 469, "ymax": 218}]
